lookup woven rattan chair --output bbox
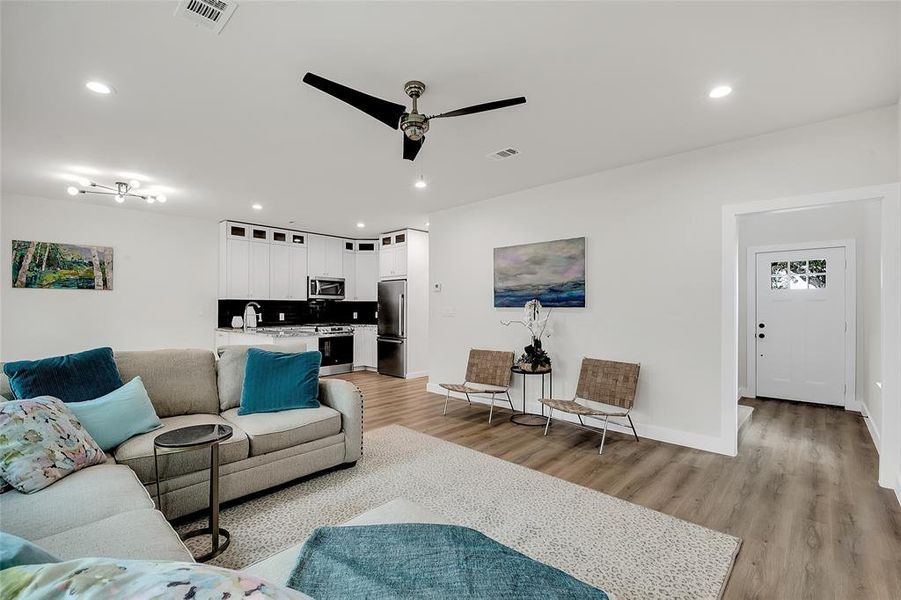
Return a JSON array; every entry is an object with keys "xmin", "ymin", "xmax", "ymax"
[
  {"xmin": 539, "ymin": 357, "xmax": 640, "ymax": 454},
  {"xmin": 439, "ymin": 349, "xmax": 516, "ymax": 423}
]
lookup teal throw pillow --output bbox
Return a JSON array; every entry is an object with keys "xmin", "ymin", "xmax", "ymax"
[
  {"xmin": 66, "ymin": 377, "xmax": 162, "ymax": 451},
  {"xmin": 2, "ymin": 347, "xmax": 122, "ymax": 403},
  {"xmin": 239, "ymin": 349, "xmax": 321, "ymax": 415},
  {"xmin": 0, "ymin": 532, "xmax": 59, "ymax": 570}
]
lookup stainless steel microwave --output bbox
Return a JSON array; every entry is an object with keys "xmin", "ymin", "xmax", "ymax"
[{"xmin": 309, "ymin": 277, "xmax": 345, "ymax": 300}]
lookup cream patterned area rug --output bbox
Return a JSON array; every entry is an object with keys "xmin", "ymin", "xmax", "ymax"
[{"xmin": 178, "ymin": 425, "xmax": 740, "ymax": 599}]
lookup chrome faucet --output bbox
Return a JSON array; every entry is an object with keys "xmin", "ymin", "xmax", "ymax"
[{"xmin": 243, "ymin": 302, "xmax": 261, "ymax": 333}]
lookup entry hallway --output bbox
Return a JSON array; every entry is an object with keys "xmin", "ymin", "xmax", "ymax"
[{"xmin": 333, "ymin": 371, "xmax": 901, "ymax": 600}]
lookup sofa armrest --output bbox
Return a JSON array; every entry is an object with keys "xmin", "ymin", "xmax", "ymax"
[{"xmin": 319, "ymin": 379, "xmax": 363, "ymax": 463}]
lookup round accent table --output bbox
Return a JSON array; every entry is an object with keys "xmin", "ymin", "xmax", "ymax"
[
  {"xmin": 153, "ymin": 424, "xmax": 233, "ymax": 562},
  {"xmin": 510, "ymin": 365, "xmax": 553, "ymax": 426}
]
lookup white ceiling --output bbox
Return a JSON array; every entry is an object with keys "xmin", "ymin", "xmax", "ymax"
[{"xmin": 2, "ymin": 1, "xmax": 898, "ymax": 237}]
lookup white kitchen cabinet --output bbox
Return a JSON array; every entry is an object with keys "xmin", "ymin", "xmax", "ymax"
[
  {"xmin": 249, "ymin": 241, "xmax": 270, "ymax": 299},
  {"xmin": 379, "ymin": 231, "xmax": 408, "ymax": 280},
  {"xmin": 289, "ymin": 246, "xmax": 308, "ymax": 300},
  {"xmin": 224, "ymin": 237, "xmax": 250, "ymax": 298},
  {"xmin": 355, "ymin": 247, "xmax": 378, "ymax": 301},
  {"xmin": 269, "ymin": 243, "xmax": 291, "ymax": 300},
  {"xmin": 343, "ymin": 247, "xmax": 356, "ymax": 301},
  {"xmin": 353, "ymin": 325, "xmax": 378, "ymax": 369},
  {"xmin": 308, "ymin": 234, "xmax": 345, "ymax": 278}
]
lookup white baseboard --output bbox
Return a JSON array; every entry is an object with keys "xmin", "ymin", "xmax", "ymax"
[
  {"xmin": 737, "ymin": 387, "xmax": 749, "ymax": 400},
  {"xmin": 859, "ymin": 401, "xmax": 880, "ymax": 454},
  {"xmin": 406, "ymin": 370, "xmax": 429, "ymax": 379},
  {"xmin": 426, "ymin": 383, "xmax": 730, "ymax": 455}
]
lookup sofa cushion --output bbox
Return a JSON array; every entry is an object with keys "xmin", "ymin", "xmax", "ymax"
[
  {"xmin": 0, "ymin": 397, "xmax": 107, "ymax": 493},
  {"xmin": 114, "ymin": 414, "xmax": 249, "ymax": 484},
  {"xmin": 221, "ymin": 405, "xmax": 341, "ymax": 456},
  {"xmin": 217, "ymin": 343, "xmax": 308, "ymax": 412},
  {"xmin": 114, "ymin": 349, "xmax": 219, "ymax": 418},
  {"xmin": 0, "ymin": 463, "xmax": 153, "ymax": 540},
  {"xmin": 2, "ymin": 347, "xmax": 122, "ymax": 403},
  {"xmin": 34, "ymin": 509, "xmax": 193, "ymax": 562}
]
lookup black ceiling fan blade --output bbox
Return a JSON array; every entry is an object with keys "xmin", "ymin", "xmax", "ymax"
[
  {"xmin": 403, "ymin": 135, "xmax": 424, "ymax": 161},
  {"xmin": 429, "ymin": 97, "xmax": 526, "ymax": 120},
  {"xmin": 302, "ymin": 72, "xmax": 407, "ymax": 130}
]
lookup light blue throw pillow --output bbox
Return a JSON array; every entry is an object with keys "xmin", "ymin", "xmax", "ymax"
[
  {"xmin": 0, "ymin": 532, "xmax": 59, "ymax": 570},
  {"xmin": 66, "ymin": 377, "xmax": 162, "ymax": 451},
  {"xmin": 239, "ymin": 349, "xmax": 321, "ymax": 415}
]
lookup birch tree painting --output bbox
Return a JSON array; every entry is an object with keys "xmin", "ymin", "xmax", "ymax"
[{"xmin": 11, "ymin": 240, "xmax": 114, "ymax": 290}]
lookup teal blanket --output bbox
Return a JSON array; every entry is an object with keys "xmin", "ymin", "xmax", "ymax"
[{"xmin": 287, "ymin": 523, "xmax": 608, "ymax": 599}]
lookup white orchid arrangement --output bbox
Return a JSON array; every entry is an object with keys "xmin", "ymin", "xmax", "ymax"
[{"xmin": 501, "ymin": 299, "xmax": 553, "ymax": 370}]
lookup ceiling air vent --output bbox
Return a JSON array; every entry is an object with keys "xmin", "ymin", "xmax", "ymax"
[
  {"xmin": 487, "ymin": 147, "xmax": 521, "ymax": 161},
  {"xmin": 175, "ymin": 0, "xmax": 237, "ymax": 34}
]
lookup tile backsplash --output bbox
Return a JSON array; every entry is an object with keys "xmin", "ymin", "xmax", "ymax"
[{"xmin": 218, "ymin": 299, "xmax": 377, "ymax": 328}]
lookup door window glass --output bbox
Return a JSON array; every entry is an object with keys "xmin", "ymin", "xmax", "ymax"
[{"xmin": 771, "ymin": 259, "xmax": 827, "ymax": 290}]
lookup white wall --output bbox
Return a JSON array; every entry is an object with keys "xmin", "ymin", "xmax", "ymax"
[
  {"xmin": 737, "ymin": 202, "xmax": 882, "ymax": 431},
  {"xmin": 1, "ymin": 194, "xmax": 218, "ymax": 360},
  {"xmin": 428, "ymin": 105, "xmax": 898, "ymax": 452}
]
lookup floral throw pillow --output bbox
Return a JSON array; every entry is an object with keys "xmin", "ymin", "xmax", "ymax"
[
  {"xmin": 0, "ymin": 396, "xmax": 106, "ymax": 493},
  {"xmin": 0, "ymin": 558, "xmax": 313, "ymax": 600}
]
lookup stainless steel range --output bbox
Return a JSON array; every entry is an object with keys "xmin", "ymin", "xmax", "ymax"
[{"xmin": 310, "ymin": 324, "xmax": 354, "ymax": 375}]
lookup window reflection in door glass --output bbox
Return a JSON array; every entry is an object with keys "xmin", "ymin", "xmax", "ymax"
[
  {"xmin": 809, "ymin": 259, "xmax": 826, "ymax": 273},
  {"xmin": 790, "ymin": 261, "xmax": 807, "ymax": 274},
  {"xmin": 790, "ymin": 274, "xmax": 808, "ymax": 290},
  {"xmin": 771, "ymin": 276, "xmax": 789, "ymax": 290},
  {"xmin": 808, "ymin": 275, "xmax": 826, "ymax": 288},
  {"xmin": 771, "ymin": 262, "xmax": 788, "ymax": 276}
]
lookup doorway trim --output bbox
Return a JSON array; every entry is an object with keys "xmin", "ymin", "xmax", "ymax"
[
  {"xmin": 745, "ymin": 240, "xmax": 857, "ymax": 410},
  {"xmin": 721, "ymin": 183, "xmax": 899, "ymax": 492}
]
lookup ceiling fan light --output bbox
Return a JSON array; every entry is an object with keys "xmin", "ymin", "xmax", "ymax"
[
  {"xmin": 66, "ymin": 186, "xmax": 79, "ymax": 196},
  {"xmin": 146, "ymin": 196, "xmax": 156, "ymax": 204},
  {"xmin": 77, "ymin": 177, "xmax": 91, "ymax": 187},
  {"xmin": 414, "ymin": 176, "xmax": 427, "ymax": 189},
  {"xmin": 156, "ymin": 195, "xmax": 167, "ymax": 203},
  {"xmin": 114, "ymin": 194, "xmax": 125, "ymax": 203},
  {"xmin": 129, "ymin": 179, "xmax": 141, "ymax": 189}
]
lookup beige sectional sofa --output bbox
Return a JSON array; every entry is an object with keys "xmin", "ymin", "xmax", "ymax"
[{"xmin": 0, "ymin": 344, "xmax": 363, "ymax": 562}]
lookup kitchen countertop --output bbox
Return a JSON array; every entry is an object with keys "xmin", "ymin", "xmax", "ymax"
[{"xmin": 216, "ymin": 324, "xmax": 377, "ymax": 338}]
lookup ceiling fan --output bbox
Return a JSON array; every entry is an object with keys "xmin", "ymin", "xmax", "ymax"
[{"xmin": 302, "ymin": 72, "xmax": 526, "ymax": 161}]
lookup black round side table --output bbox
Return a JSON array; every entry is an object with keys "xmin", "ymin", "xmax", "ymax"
[
  {"xmin": 510, "ymin": 365, "xmax": 553, "ymax": 426},
  {"xmin": 153, "ymin": 424, "xmax": 233, "ymax": 562}
]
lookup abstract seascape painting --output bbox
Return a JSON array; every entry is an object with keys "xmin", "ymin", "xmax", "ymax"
[
  {"xmin": 494, "ymin": 237, "xmax": 585, "ymax": 307},
  {"xmin": 12, "ymin": 240, "xmax": 114, "ymax": 290}
]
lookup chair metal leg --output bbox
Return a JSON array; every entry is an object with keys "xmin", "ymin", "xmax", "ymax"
[
  {"xmin": 443, "ymin": 390, "xmax": 450, "ymax": 416},
  {"xmin": 488, "ymin": 393, "xmax": 496, "ymax": 424},
  {"xmin": 599, "ymin": 415, "xmax": 610, "ymax": 455},
  {"xmin": 505, "ymin": 391, "xmax": 514, "ymax": 410},
  {"xmin": 544, "ymin": 408, "xmax": 553, "ymax": 435},
  {"xmin": 465, "ymin": 393, "xmax": 471, "ymax": 406},
  {"xmin": 627, "ymin": 414, "xmax": 640, "ymax": 442}
]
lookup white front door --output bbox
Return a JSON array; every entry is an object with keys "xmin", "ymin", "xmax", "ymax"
[{"xmin": 755, "ymin": 247, "xmax": 846, "ymax": 405}]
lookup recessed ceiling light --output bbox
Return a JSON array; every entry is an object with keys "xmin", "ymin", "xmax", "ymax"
[
  {"xmin": 252, "ymin": 203, "xmax": 263, "ymax": 210},
  {"xmin": 356, "ymin": 222, "xmax": 366, "ymax": 228},
  {"xmin": 708, "ymin": 85, "xmax": 732, "ymax": 99},
  {"xmin": 67, "ymin": 186, "xmax": 79, "ymax": 196},
  {"xmin": 414, "ymin": 175, "xmax": 427, "ymax": 189},
  {"xmin": 86, "ymin": 81, "xmax": 113, "ymax": 95}
]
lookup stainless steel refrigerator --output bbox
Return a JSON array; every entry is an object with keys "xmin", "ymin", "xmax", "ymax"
[{"xmin": 377, "ymin": 279, "xmax": 406, "ymax": 378}]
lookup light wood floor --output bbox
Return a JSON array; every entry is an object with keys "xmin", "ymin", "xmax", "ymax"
[{"xmin": 330, "ymin": 371, "xmax": 901, "ymax": 599}]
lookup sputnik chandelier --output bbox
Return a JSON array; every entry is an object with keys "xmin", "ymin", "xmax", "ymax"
[{"xmin": 66, "ymin": 179, "xmax": 167, "ymax": 205}]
